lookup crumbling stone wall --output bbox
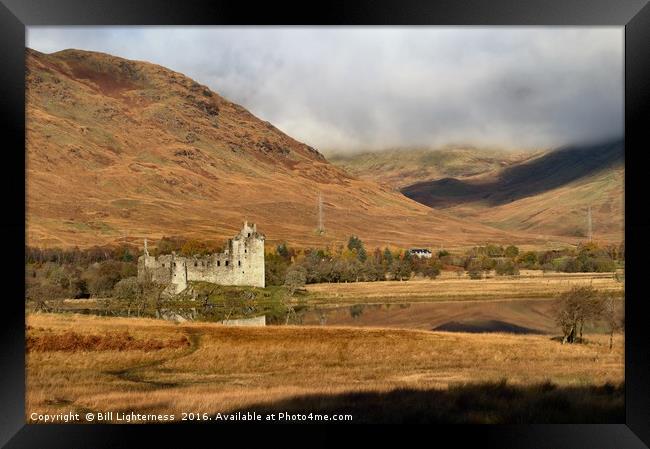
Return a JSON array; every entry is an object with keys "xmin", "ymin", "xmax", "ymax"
[{"xmin": 137, "ymin": 222, "xmax": 265, "ymax": 293}]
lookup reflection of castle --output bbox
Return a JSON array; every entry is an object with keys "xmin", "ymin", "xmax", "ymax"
[{"xmin": 137, "ymin": 222, "xmax": 265, "ymax": 293}]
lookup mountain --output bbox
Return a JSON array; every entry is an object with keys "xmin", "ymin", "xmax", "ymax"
[
  {"xmin": 401, "ymin": 140, "xmax": 624, "ymax": 241},
  {"xmin": 26, "ymin": 49, "xmax": 543, "ymax": 250},
  {"xmin": 328, "ymin": 147, "xmax": 534, "ymax": 189}
]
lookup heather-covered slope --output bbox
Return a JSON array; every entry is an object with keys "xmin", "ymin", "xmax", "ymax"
[{"xmin": 26, "ymin": 49, "xmax": 539, "ymax": 250}]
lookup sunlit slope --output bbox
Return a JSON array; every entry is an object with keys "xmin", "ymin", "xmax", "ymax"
[
  {"xmin": 26, "ymin": 48, "xmax": 541, "ymax": 250},
  {"xmin": 400, "ymin": 140, "xmax": 624, "ymax": 242},
  {"xmin": 328, "ymin": 147, "xmax": 534, "ymax": 189},
  {"xmin": 444, "ymin": 166, "xmax": 624, "ymax": 240}
]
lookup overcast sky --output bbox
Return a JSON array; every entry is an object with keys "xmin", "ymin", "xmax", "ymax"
[{"xmin": 27, "ymin": 27, "xmax": 623, "ymax": 153}]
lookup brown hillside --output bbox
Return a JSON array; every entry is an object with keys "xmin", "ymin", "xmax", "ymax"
[
  {"xmin": 328, "ymin": 147, "xmax": 535, "ymax": 189},
  {"xmin": 401, "ymin": 140, "xmax": 624, "ymax": 242},
  {"xmin": 26, "ymin": 48, "xmax": 552, "ymax": 250}
]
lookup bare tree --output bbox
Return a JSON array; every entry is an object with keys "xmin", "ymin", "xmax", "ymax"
[
  {"xmin": 282, "ymin": 296, "xmax": 297, "ymax": 325},
  {"xmin": 26, "ymin": 282, "xmax": 65, "ymax": 313},
  {"xmin": 284, "ymin": 266, "xmax": 307, "ymax": 296},
  {"xmin": 601, "ymin": 292, "xmax": 623, "ymax": 350},
  {"xmin": 136, "ymin": 274, "xmax": 165, "ymax": 318},
  {"xmin": 113, "ymin": 276, "xmax": 141, "ymax": 317}
]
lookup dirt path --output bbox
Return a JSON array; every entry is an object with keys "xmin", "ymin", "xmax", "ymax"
[{"xmin": 103, "ymin": 327, "xmax": 202, "ymax": 389}]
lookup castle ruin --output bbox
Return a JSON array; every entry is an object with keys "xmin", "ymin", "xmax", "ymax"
[{"xmin": 137, "ymin": 221, "xmax": 265, "ymax": 293}]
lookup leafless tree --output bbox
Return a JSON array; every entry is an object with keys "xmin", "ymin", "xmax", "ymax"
[
  {"xmin": 284, "ymin": 266, "xmax": 307, "ymax": 296},
  {"xmin": 601, "ymin": 292, "xmax": 623, "ymax": 350}
]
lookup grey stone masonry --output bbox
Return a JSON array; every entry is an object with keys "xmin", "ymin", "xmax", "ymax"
[{"xmin": 138, "ymin": 221, "xmax": 265, "ymax": 293}]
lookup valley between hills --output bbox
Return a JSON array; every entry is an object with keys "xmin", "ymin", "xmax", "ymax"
[
  {"xmin": 24, "ymin": 46, "xmax": 626, "ymax": 425},
  {"xmin": 330, "ymin": 140, "xmax": 623, "ymax": 244},
  {"xmin": 26, "ymin": 48, "xmax": 622, "ymax": 251}
]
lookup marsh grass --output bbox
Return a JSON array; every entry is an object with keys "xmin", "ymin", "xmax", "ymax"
[
  {"xmin": 26, "ymin": 313, "xmax": 623, "ymax": 423},
  {"xmin": 27, "ymin": 330, "xmax": 190, "ymax": 352}
]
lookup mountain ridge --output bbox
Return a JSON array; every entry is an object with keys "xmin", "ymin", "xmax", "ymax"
[
  {"xmin": 399, "ymin": 139, "xmax": 624, "ymax": 241},
  {"xmin": 328, "ymin": 146, "xmax": 537, "ymax": 189},
  {"xmin": 26, "ymin": 48, "xmax": 551, "ymax": 250}
]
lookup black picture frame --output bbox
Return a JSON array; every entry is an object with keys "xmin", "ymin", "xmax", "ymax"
[{"xmin": 1, "ymin": 0, "xmax": 648, "ymax": 447}]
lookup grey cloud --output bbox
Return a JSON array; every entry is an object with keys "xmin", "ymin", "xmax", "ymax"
[{"xmin": 26, "ymin": 26, "xmax": 623, "ymax": 152}]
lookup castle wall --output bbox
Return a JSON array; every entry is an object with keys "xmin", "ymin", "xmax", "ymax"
[{"xmin": 137, "ymin": 222, "xmax": 265, "ymax": 293}]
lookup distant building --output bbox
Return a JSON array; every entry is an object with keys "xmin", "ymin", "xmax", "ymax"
[
  {"xmin": 138, "ymin": 221, "xmax": 265, "ymax": 294},
  {"xmin": 408, "ymin": 248, "xmax": 432, "ymax": 259}
]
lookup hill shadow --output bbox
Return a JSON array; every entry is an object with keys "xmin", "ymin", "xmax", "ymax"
[
  {"xmin": 432, "ymin": 319, "xmax": 544, "ymax": 334},
  {"xmin": 401, "ymin": 138, "xmax": 623, "ymax": 208},
  {"xmin": 227, "ymin": 381, "xmax": 624, "ymax": 424}
]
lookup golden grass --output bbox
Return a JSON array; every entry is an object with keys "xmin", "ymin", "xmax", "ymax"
[
  {"xmin": 27, "ymin": 330, "xmax": 190, "ymax": 352},
  {"xmin": 306, "ymin": 272, "xmax": 624, "ymax": 304},
  {"xmin": 26, "ymin": 313, "xmax": 623, "ymax": 423}
]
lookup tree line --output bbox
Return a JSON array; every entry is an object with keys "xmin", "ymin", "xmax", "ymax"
[
  {"xmin": 265, "ymin": 236, "xmax": 443, "ymax": 289},
  {"xmin": 267, "ymin": 238, "xmax": 624, "ymax": 287},
  {"xmin": 24, "ymin": 238, "xmax": 624, "ymax": 302}
]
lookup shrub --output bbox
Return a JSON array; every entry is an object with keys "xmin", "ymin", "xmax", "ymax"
[
  {"xmin": 265, "ymin": 253, "xmax": 289, "ymax": 286},
  {"xmin": 85, "ymin": 260, "xmax": 135, "ymax": 297},
  {"xmin": 382, "ymin": 248, "xmax": 394, "ymax": 266},
  {"xmin": 391, "ymin": 259, "xmax": 413, "ymax": 281},
  {"xmin": 347, "ymin": 236, "xmax": 367, "ymax": 262},
  {"xmin": 350, "ymin": 304, "xmax": 365, "ymax": 319},
  {"xmin": 413, "ymin": 257, "xmax": 442, "ymax": 279},
  {"xmin": 517, "ymin": 251, "xmax": 539, "ymax": 268},
  {"xmin": 479, "ymin": 256, "xmax": 497, "ymax": 271},
  {"xmin": 504, "ymin": 245, "xmax": 520, "ymax": 258},
  {"xmin": 592, "ymin": 257, "xmax": 617, "ymax": 272},
  {"xmin": 113, "ymin": 277, "xmax": 141, "ymax": 300},
  {"xmin": 541, "ymin": 262, "xmax": 555, "ymax": 273},
  {"xmin": 466, "ymin": 260, "xmax": 483, "ymax": 279},
  {"xmin": 485, "ymin": 244, "xmax": 505, "ymax": 257},
  {"xmin": 276, "ymin": 242, "xmax": 292, "ymax": 260},
  {"xmin": 495, "ymin": 260, "xmax": 519, "ymax": 276},
  {"xmin": 563, "ymin": 257, "xmax": 582, "ymax": 273}
]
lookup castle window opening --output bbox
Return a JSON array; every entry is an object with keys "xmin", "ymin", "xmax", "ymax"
[
  {"xmin": 194, "ymin": 262, "xmax": 197, "ymax": 267},
  {"xmin": 248, "ymin": 233, "xmax": 250, "ymax": 237},
  {"xmin": 162, "ymin": 263, "xmax": 165, "ymax": 267},
  {"xmin": 173, "ymin": 262, "xmax": 176, "ymax": 267},
  {"xmin": 238, "ymin": 260, "xmax": 241, "ymax": 267},
  {"xmin": 217, "ymin": 260, "xmax": 220, "ymax": 266},
  {"xmin": 225, "ymin": 260, "xmax": 229, "ymax": 266}
]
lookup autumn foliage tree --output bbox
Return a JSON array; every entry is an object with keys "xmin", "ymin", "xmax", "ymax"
[{"xmin": 555, "ymin": 286, "xmax": 605, "ymax": 344}]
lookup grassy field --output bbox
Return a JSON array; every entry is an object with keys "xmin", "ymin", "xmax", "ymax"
[
  {"xmin": 27, "ymin": 313, "xmax": 624, "ymax": 423},
  {"xmin": 306, "ymin": 272, "xmax": 624, "ymax": 304}
]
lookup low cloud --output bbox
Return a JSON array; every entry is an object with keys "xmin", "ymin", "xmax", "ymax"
[{"xmin": 27, "ymin": 26, "xmax": 623, "ymax": 152}]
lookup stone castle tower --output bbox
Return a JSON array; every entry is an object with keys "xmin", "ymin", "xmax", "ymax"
[{"xmin": 138, "ymin": 221, "xmax": 265, "ymax": 293}]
